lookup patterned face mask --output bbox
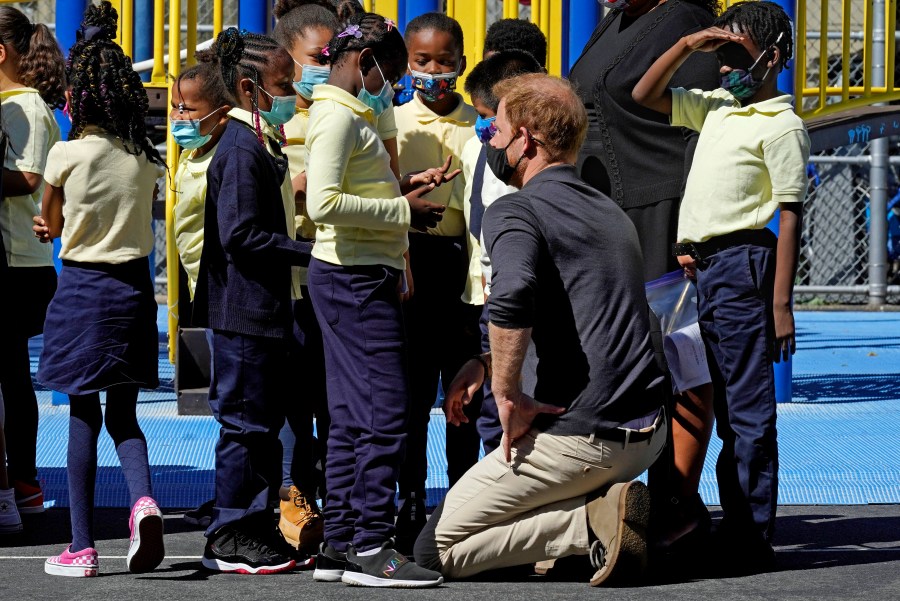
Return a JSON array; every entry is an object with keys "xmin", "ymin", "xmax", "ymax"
[{"xmin": 409, "ymin": 64, "xmax": 459, "ymax": 102}]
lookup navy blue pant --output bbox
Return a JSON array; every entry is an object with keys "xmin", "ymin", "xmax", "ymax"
[
  {"xmin": 695, "ymin": 243, "xmax": 778, "ymax": 543},
  {"xmin": 280, "ymin": 293, "xmax": 330, "ymax": 498},
  {"xmin": 475, "ymin": 302, "xmax": 502, "ymax": 455},
  {"xmin": 307, "ymin": 259, "xmax": 409, "ymax": 552},
  {"xmin": 400, "ymin": 234, "xmax": 482, "ymax": 497},
  {"xmin": 206, "ymin": 330, "xmax": 287, "ymax": 536}
]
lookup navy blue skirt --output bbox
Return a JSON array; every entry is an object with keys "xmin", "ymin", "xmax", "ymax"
[{"xmin": 37, "ymin": 258, "xmax": 159, "ymax": 395}]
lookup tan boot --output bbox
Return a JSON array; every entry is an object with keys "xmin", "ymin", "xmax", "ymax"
[
  {"xmin": 585, "ymin": 480, "xmax": 651, "ymax": 586},
  {"xmin": 278, "ymin": 486, "xmax": 324, "ymax": 553}
]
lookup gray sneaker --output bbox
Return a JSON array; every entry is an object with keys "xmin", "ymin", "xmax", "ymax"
[
  {"xmin": 342, "ymin": 541, "xmax": 443, "ymax": 588},
  {"xmin": 0, "ymin": 488, "xmax": 22, "ymax": 534}
]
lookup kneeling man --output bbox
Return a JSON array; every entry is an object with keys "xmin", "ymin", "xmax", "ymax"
[{"xmin": 414, "ymin": 73, "xmax": 667, "ymax": 586}]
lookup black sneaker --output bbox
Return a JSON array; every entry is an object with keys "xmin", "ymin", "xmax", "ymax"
[
  {"xmin": 313, "ymin": 543, "xmax": 347, "ymax": 582},
  {"xmin": 342, "ymin": 541, "xmax": 443, "ymax": 588},
  {"xmin": 202, "ymin": 525, "xmax": 296, "ymax": 574}
]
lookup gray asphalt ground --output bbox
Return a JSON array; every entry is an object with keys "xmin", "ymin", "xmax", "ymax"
[{"xmin": 1, "ymin": 505, "xmax": 898, "ymax": 601}]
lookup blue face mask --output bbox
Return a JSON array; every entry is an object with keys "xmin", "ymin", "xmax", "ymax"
[
  {"xmin": 257, "ymin": 83, "xmax": 297, "ymax": 126},
  {"xmin": 358, "ymin": 57, "xmax": 394, "ymax": 116},
  {"xmin": 292, "ymin": 61, "xmax": 330, "ymax": 101},
  {"xmin": 170, "ymin": 107, "xmax": 224, "ymax": 149},
  {"xmin": 475, "ymin": 115, "xmax": 497, "ymax": 143}
]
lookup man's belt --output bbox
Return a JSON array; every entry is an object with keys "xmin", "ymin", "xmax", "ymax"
[{"xmin": 672, "ymin": 229, "xmax": 777, "ymax": 262}]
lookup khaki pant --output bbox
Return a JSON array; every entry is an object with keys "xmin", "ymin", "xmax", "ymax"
[{"xmin": 415, "ymin": 414, "xmax": 667, "ymax": 579}]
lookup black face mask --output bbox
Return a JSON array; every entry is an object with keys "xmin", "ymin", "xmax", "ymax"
[{"xmin": 485, "ymin": 133, "xmax": 524, "ymax": 185}]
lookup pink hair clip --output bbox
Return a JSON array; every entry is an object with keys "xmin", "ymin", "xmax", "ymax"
[
  {"xmin": 322, "ymin": 45, "xmax": 330, "ymax": 56},
  {"xmin": 338, "ymin": 24, "xmax": 362, "ymax": 39},
  {"xmin": 384, "ymin": 18, "xmax": 395, "ymax": 31}
]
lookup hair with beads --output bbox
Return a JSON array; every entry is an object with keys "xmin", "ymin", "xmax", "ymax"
[
  {"xmin": 201, "ymin": 28, "xmax": 287, "ymax": 144},
  {"xmin": 0, "ymin": 6, "xmax": 67, "ymax": 108},
  {"xmin": 714, "ymin": 0, "xmax": 793, "ymax": 68},
  {"xmin": 321, "ymin": 12, "xmax": 406, "ymax": 74},
  {"xmin": 65, "ymin": 2, "xmax": 162, "ymax": 165}
]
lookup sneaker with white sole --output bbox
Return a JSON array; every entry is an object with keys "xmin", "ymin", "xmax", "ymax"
[
  {"xmin": 126, "ymin": 496, "xmax": 165, "ymax": 573},
  {"xmin": 45, "ymin": 545, "xmax": 99, "ymax": 577},
  {"xmin": 202, "ymin": 525, "xmax": 296, "ymax": 574},
  {"xmin": 313, "ymin": 543, "xmax": 347, "ymax": 582},
  {"xmin": 342, "ymin": 541, "xmax": 443, "ymax": 588},
  {"xmin": 0, "ymin": 488, "xmax": 23, "ymax": 534}
]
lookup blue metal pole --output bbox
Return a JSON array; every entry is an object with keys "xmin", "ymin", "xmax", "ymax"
[
  {"xmin": 403, "ymin": 0, "xmax": 440, "ymax": 29},
  {"xmin": 568, "ymin": 0, "xmax": 600, "ymax": 72},
  {"xmin": 238, "ymin": 0, "xmax": 269, "ymax": 34},
  {"xmin": 768, "ymin": 0, "xmax": 795, "ymax": 403},
  {"xmin": 134, "ymin": 0, "xmax": 154, "ymax": 81},
  {"xmin": 52, "ymin": 0, "xmax": 90, "ymax": 406}
]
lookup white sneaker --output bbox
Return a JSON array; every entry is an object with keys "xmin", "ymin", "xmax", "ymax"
[{"xmin": 0, "ymin": 488, "xmax": 22, "ymax": 534}]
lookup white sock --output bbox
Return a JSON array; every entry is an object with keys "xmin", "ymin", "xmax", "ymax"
[{"xmin": 356, "ymin": 547, "xmax": 382, "ymax": 557}]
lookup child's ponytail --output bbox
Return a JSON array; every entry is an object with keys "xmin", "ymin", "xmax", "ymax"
[{"xmin": 0, "ymin": 7, "xmax": 66, "ymax": 109}]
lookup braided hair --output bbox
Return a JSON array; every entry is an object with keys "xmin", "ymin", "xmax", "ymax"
[
  {"xmin": 0, "ymin": 6, "xmax": 66, "ymax": 108},
  {"xmin": 714, "ymin": 0, "xmax": 793, "ymax": 69},
  {"xmin": 202, "ymin": 28, "xmax": 286, "ymax": 144},
  {"xmin": 322, "ymin": 12, "xmax": 406, "ymax": 74},
  {"xmin": 65, "ymin": 1, "xmax": 162, "ymax": 166}
]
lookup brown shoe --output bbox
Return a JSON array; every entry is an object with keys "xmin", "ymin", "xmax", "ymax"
[
  {"xmin": 278, "ymin": 486, "xmax": 324, "ymax": 554},
  {"xmin": 586, "ymin": 480, "xmax": 651, "ymax": 586}
]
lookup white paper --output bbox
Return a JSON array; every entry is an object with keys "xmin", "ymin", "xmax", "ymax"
[{"xmin": 663, "ymin": 322, "xmax": 712, "ymax": 393}]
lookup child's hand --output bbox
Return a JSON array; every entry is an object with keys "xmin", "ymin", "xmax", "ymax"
[
  {"xmin": 682, "ymin": 27, "xmax": 745, "ymax": 53},
  {"xmin": 772, "ymin": 304, "xmax": 796, "ymax": 362},
  {"xmin": 32, "ymin": 215, "xmax": 51, "ymax": 243},
  {"xmin": 677, "ymin": 253, "xmax": 697, "ymax": 280},
  {"xmin": 407, "ymin": 156, "xmax": 462, "ymax": 189},
  {"xmin": 405, "ymin": 183, "xmax": 446, "ymax": 232}
]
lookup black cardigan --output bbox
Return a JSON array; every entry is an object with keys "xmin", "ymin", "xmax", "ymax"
[
  {"xmin": 194, "ymin": 119, "xmax": 311, "ymax": 339},
  {"xmin": 570, "ymin": 1, "xmax": 720, "ymax": 209}
]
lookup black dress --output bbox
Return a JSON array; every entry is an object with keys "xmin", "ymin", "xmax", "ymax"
[{"xmin": 569, "ymin": 0, "xmax": 720, "ymax": 281}]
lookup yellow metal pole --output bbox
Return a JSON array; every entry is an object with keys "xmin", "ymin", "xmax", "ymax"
[
  {"xmin": 794, "ymin": 0, "xmax": 806, "ymax": 118},
  {"xmin": 120, "ymin": 0, "xmax": 133, "ymax": 57},
  {"xmin": 151, "ymin": 0, "xmax": 165, "ymax": 83},
  {"xmin": 863, "ymin": 0, "xmax": 873, "ymax": 96},
  {"xmin": 504, "ymin": 0, "xmax": 518, "ymax": 20},
  {"xmin": 364, "ymin": 0, "xmax": 373, "ymax": 12},
  {"xmin": 540, "ymin": 0, "xmax": 550, "ymax": 67},
  {"xmin": 186, "ymin": 0, "xmax": 198, "ymax": 67},
  {"xmin": 531, "ymin": 0, "xmax": 541, "ymax": 25},
  {"xmin": 548, "ymin": 0, "xmax": 563, "ymax": 76},
  {"xmin": 166, "ymin": 0, "xmax": 182, "ymax": 364},
  {"xmin": 214, "ymin": 0, "xmax": 223, "ymax": 36},
  {"xmin": 841, "ymin": 0, "xmax": 850, "ymax": 103},
  {"xmin": 374, "ymin": 0, "xmax": 398, "ymax": 22},
  {"xmin": 887, "ymin": 0, "xmax": 896, "ymax": 94},
  {"xmin": 818, "ymin": 0, "xmax": 827, "ymax": 113},
  {"xmin": 474, "ymin": 0, "xmax": 486, "ymax": 64}
]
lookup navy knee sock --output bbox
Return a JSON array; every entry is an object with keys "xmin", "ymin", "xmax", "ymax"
[
  {"xmin": 105, "ymin": 386, "xmax": 153, "ymax": 506},
  {"xmin": 68, "ymin": 394, "xmax": 102, "ymax": 552}
]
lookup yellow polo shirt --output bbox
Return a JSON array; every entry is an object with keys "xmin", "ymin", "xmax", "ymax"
[
  {"xmin": 395, "ymin": 93, "xmax": 477, "ymax": 237},
  {"xmin": 228, "ymin": 108, "xmax": 302, "ymax": 299},
  {"xmin": 284, "ymin": 105, "xmax": 400, "ymax": 242},
  {"xmin": 672, "ymin": 88, "xmax": 810, "ymax": 244},
  {"xmin": 44, "ymin": 126, "xmax": 163, "ymax": 263},
  {"xmin": 173, "ymin": 143, "xmax": 218, "ymax": 299},
  {"xmin": 0, "ymin": 87, "xmax": 59, "ymax": 267},
  {"xmin": 305, "ymin": 84, "xmax": 410, "ymax": 271}
]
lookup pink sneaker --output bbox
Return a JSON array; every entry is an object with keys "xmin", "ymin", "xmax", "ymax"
[
  {"xmin": 126, "ymin": 496, "xmax": 165, "ymax": 573},
  {"xmin": 45, "ymin": 545, "xmax": 99, "ymax": 577}
]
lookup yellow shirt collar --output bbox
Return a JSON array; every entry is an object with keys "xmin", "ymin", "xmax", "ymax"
[
  {"xmin": 0, "ymin": 87, "xmax": 39, "ymax": 101},
  {"xmin": 311, "ymin": 84, "xmax": 376, "ymax": 123},
  {"xmin": 407, "ymin": 92, "xmax": 475, "ymax": 126},
  {"xmin": 731, "ymin": 94, "xmax": 796, "ymax": 116},
  {"xmin": 227, "ymin": 107, "xmax": 283, "ymax": 142}
]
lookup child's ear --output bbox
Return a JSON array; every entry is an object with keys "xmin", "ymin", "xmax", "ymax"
[
  {"xmin": 358, "ymin": 48, "xmax": 374, "ymax": 76},
  {"xmin": 458, "ymin": 55, "xmax": 467, "ymax": 78},
  {"xmin": 0, "ymin": 43, "xmax": 7, "ymax": 66},
  {"xmin": 767, "ymin": 46, "xmax": 781, "ymax": 71},
  {"xmin": 238, "ymin": 77, "xmax": 255, "ymax": 99}
]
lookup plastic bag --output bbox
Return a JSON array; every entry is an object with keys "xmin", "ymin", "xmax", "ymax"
[{"xmin": 644, "ymin": 270, "xmax": 699, "ymax": 336}]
